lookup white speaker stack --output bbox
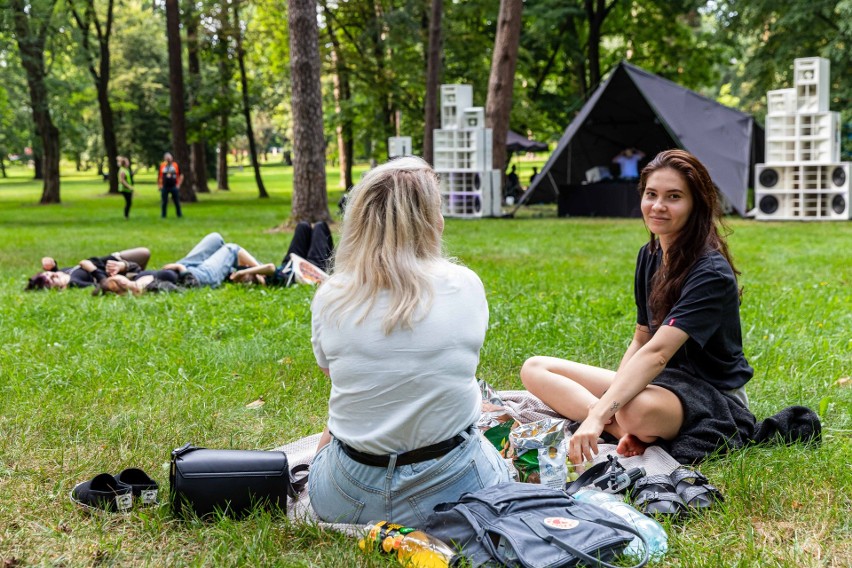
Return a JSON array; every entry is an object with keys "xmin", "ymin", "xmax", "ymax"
[
  {"xmin": 433, "ymin": 84, "xmax": 502, "ymax": 218},
  {"xmin": 755, "ymin": 57, "xmax": 850, "ymax": 220}
]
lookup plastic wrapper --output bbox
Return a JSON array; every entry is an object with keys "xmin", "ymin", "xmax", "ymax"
[
  {"xmin": 538, "ymin": 440, "xmax": 568, "ymax": 490},
  {"xmin": 477, "ymin": 380, "xmax": 513, "ymax": 430},
  {"xmin": 509, "ymin": 418, "xmax": 566, "ymax": 454}
]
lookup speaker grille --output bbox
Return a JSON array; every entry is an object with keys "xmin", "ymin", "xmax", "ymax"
[
  {"xmin": 832, "ymin": 167, "xmax": 846, "ymax": 188},
  {"xmin": 759, "ymin": 168, "xmax": 779, "ymax": 188},
  {"xmin": 831, "ymin": 194, "xmax": 846, "ymax": 214},
  {"xmin": 759, "ymin": 194, "xmax": 779, "ymax": 214}
]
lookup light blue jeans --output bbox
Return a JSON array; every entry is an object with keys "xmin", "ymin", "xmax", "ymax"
[
  {"xmin": 176, "ymin": 233, "xmax": 240, "ymax": 287},
  {"xmin": 309, "ymin": 426, "xmax": 511, "ymax": 526}
]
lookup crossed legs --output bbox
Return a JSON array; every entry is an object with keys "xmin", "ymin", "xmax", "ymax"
[{"xmin": 520, "ymin": 356, "xmax": 684, "ymax": 457}]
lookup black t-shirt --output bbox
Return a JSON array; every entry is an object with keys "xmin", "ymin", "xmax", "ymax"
[{"xmin": 634, "ymin": 244, "xmax": 753, "ymax": 390}]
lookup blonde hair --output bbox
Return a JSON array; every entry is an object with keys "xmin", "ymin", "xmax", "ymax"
[{"xmin": 322, "ymin": 156, "xmax": 446, "ymax": 334}]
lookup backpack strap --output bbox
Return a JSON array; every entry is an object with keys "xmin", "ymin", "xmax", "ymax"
[
  {"xmin": 287, "ymin": 463, "xmax": 309, "ymax": 499},
  {"xmin": 521, "ymin": 515, "xmax": 650, "ymax": 568}
]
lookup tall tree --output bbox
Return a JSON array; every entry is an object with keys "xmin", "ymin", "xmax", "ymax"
[
  {"xmin": 67, "ymin": 0, "xmax": 120, "ymax": 194},
  {"xmin": 234, "ymin": 0, "xmax": 267, "ymax": 198},
  {"xmin": 10, "ymin": 0, "xmax": 61, "ymax": 203},
  {"xmin": 485, "ymin": 0, "xmax": 523, "ymax": 176},
  {"xmin": 164, "ymin": 0, "xmax": 196, "ymax": 201},
  {"xmin": 321, "ymin": 0, "xmax": 353, "ymax": 189},
  {"xmin": 287, "ymin": 0, "xmax": 330, "ymax": 222},
  {"xmin": 185, "ymin": 1, "xmax": 209, "ymax": 193},
  {"xmin": 585, "ymin": 0, "xmax": 618, "ymax": 91},
  {"xmin": 423, "ymin": 0, "xmax": 442, "ymax": 165},
  {"xmin": 214, "ymin": 0, "xmax": 232, "ymax": 190}
]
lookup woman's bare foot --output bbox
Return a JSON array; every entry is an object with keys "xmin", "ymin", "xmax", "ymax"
[{"xmin": 616, "ymin": 433, "xmax": 649, "ymax": 457}]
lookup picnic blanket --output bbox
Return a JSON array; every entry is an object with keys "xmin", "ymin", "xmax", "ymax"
[{"xmin": 275, "ymin": 390, "xmax": 681, "ymax": 534}]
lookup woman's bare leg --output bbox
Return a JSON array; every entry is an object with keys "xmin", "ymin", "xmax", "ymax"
[
  {"xmin": 117, "ymin": 247, "xmax": 151, "ymax": 270},
  {"xmin": 614, "ymin": 385, "xmax": 684, "ymax": 456},
  {"xmin": 520, "ymin": 356, "xmax": 625, "ymax": 437}
]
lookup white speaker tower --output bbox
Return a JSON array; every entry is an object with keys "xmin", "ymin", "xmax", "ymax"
[
  {"xmin": 755, "ymin": 57, "xmax": 851, "ymax": 220},
  {"xmin": 433, "ymin": 85, "xmax": 502, "ymax": 218}
]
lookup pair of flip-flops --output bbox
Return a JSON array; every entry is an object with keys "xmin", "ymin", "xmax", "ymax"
[
  {"xmin": 631, "ymin": 467, "xmax": 723, "ymax": 519},
  {"xmin": 70, "ymin": 468, "xmax": 159, "ymax": 513}
]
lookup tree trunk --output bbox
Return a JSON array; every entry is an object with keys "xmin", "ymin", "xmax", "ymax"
[
  {"xmin": 215, "ymin": 0, "xmax": 231, "ymax": 191},
  {"xmin": 165, "ymin": 0, "xmax": 197, "ymax": 202},
  {"xmin": 322, "ymin": 2, "xmax": 353, "ymax": 190},
  {"xmin": 423, "ymin": 0, "xmax": 443, "ymax": 165},
  {"xmin": 68, "ymin": 0, "xmax": 119, "ymax": 194},
  {"xmin": 485, "ymin": 0, "xmax": 523, "ymax": 176},
  {"xmin": 287, "ymin": 0, "xmax": 330, "ymax": 222},
  {"xmin": 217, "ymin": 139, "xmax": 229, "ymax": 190},
  {"xmin": 186, "ymin": 4, "xmax": 209, "ymax": 193},
  {"xmin": 11, "ymin": 0, "xmax": 61, "ymax": 204},
  {"xmin": 234, "ymin": 1, "xmax": 267, "ymax": 198},
  {"xmin": 585, "ymin": 0, "xmax": 617, "ymax": 90}
]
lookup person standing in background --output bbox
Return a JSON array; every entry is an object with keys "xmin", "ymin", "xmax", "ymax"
[
  {"xmin": 117, "ymin": 156, "xmax": 135, "ymax": 219},
  {"xmin": 612, "ymin": 148, "xmax": 646, "ymax": 180},
  {"xmin": 157, "ymin": 152, "xmax": 183, "ymax": 218}
]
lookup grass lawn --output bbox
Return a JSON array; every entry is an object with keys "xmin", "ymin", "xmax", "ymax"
[{"xmin": 0, "ymin": 162, "xmax": 850, "ymax": 567}]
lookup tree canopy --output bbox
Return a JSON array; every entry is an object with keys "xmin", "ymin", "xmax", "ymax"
[{"xmin": 1, "ymin": 0, "xmax": 849, "ymax": 202}]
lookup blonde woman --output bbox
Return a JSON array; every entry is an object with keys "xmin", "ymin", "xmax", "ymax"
[{"xmin": 308, "ymin": 157, "xmax": 510, "ymax": 526}]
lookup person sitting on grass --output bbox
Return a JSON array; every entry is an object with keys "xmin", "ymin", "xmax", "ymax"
[
  {"xmin": 25, "ymin": 247, "xmax": 151, "ymax": 291},
  {"xmin": 228, "ymin": 221, "xmax": 333, "ymax": 287},
  {"xmin": 308, "ymin": 156, "xmax": 511, "ymax": 526},
  {"xmin": 521, "ymin": 149, "xmax": 820, "ymax": 469}
]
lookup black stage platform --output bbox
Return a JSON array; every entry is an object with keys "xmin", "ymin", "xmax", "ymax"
[{"xmin": 557, "ymin": 180, "xmax": 641, "ymax": 218}]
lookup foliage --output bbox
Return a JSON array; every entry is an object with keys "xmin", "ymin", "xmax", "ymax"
[{"xmin": 0, "ymin": 165, "xmax": 850, "ymax": 566}]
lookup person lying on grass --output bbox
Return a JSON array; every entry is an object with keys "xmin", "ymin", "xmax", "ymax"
[
  {"xmin": 521, "ymin": 149, "xmax": 819, "ymax": 468},
  {"xmin": 308, "ymin": 156, "xmax": 511, "ymax": 527},
  {"xmin": 25, "ymin": 247, "xmax": 151, "ymax": 290},
  {"xmin": 228, "ymin": 221, "xmax": 333, "ymax": 287},
  {"xmin": 95, "ymin": 232, "xmax": 265, "ymax": 294}
]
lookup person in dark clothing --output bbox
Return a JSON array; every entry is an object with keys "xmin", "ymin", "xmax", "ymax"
[
  {"xmin": 520, "ymin": 150, "xmax": 794, "ymax": 466},
  {"xmin": 229, "ymin": 221, "xmax": 333, "ymax": 287},
  {"xmin": 157, "ymin": 152, "xmax": 183, "ymax": 218},
  {"xmin": 26, "ymin": 248, "xmax": 150, "ymax": 290}
]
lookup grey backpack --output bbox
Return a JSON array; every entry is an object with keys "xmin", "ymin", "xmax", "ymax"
[{"xmin": 424, "ymin": 482, "xmax": 649, "ymax": 568}]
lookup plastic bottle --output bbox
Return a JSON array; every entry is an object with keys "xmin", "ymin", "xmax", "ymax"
[
  {"xmin": 572, "ymin": 489, "xmax": 669, "ymax": 561},
  {"xmin": 358, "ymin": 521, "xmax": 457, "ymax": 567}
]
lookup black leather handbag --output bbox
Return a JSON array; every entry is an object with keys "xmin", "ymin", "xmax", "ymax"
[{"xmin": 170, "ymin": 443, "xmax": 309, "ymax": 518}]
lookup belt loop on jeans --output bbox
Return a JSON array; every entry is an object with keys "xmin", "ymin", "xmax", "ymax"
[{"xmin": 336, "ymin": 426, "xmax": 472, "ymax": 468}]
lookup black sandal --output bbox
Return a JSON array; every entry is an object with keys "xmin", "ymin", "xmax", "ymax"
[
  {"xmin": 670, "ymin": 468, "xmax": 723, "ymax": 512},
  {"xmin": 70, "ymin": 473, "xmax": 133, "ymax": 513},
  {"xmin": 631, "ymin": 474, "xmax": 688, "ymax": 518}
]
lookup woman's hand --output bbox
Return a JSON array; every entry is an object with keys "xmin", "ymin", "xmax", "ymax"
[
  {"xmin": 42, "ymin": 257, "xmax": 56, "ymax": 271},
  {"xmin": 568, "ymin": 415, "xmax": 608, "ymax": 466}
]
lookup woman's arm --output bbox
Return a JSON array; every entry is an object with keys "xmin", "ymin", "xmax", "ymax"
[
  {"xmin": 161, "ymin": 263, "xmax": 187, "ymax": 272},
  {"xmin": 615, "ymin": 324, "xmax": 652, "ymax": 373},
  {"xmin": 230, "ymin": 263, "xmax": 276, "ymax": 282},
  {"xmin": 569, "ymin": 325, "xmax": 689, "ymax": 464},
  {"xmin": 315, "ymin": 368, "xmax": 332, "ymax": 452}
]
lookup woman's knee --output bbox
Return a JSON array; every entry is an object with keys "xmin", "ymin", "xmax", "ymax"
[
  {"xmin": 616, "ymin": 388, "xmax": 683, "ymax": 439},
  {"xmin": 520, "ymin": 356, "xmax": 550, "ymax": 388}
]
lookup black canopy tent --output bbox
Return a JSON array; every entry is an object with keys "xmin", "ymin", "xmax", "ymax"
[
  {"xmin": 518, "ymin": 61, "xmax": 764, "ymax": 217},
  {"xmin": 506, "ymin": 130, "xmax": 549, "ymax": 153}
]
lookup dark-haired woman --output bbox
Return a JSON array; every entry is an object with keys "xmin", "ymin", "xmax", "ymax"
[{"xmin": 522, "ymin": 149, "xmax": 756, "ymax": 466}]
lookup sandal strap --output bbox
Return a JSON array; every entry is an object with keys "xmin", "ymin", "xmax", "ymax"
[
  {"xmin": 634, "ymin": 473, "xmax": 677, "ymax": 492},
  {"xmin": 670, "ymin": 467, "xmax": 708, "ymax": 487}
]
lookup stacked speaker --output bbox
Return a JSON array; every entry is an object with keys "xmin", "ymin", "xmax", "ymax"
[
  {"xmin": 432, "ymin": 85, "xmax": 502, "ymax": 218},
  {"xmin": 755, "ymin": 57, "xmax": 850, "ymax": 220}
]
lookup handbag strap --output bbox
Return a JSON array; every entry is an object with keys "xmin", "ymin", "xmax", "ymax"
[
  {"xmin": 522, "ymin": 515, "xmax": 650, "ymax": 568},
  {"xmin": 564, "ymin": 460, "xmax": 610, "ymax": 495},
  {"xmin": 287, "ymin": 463, "xmax": 309, "ymax": 499}
]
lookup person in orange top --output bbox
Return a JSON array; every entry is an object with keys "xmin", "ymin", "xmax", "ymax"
[{"xmin": 157, "ymin": 152, "xmax": 183, "ymax": 218}]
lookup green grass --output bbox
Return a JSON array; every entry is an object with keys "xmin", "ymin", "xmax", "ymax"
[{"xmin": 0, "ymin": 162, "xmax": 850, "ymax": 567}]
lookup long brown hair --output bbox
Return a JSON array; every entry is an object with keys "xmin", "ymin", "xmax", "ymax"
[{"xmin": 639, "ymin": 150, "xmax": 740, "ymax": 326}]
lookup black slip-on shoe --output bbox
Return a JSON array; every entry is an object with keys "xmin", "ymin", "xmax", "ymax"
[
  {"xmin": 114, "ymin": 468, "xmax": 159, "ymax": 506},
  {"xmin": 70, "ymin": 473, "xmax": 133, "ymax": 512}
]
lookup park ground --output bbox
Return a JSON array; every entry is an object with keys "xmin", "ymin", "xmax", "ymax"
[{"xmin": 0, "ymin": 161, "xmax": 850, "ymax": 567}]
